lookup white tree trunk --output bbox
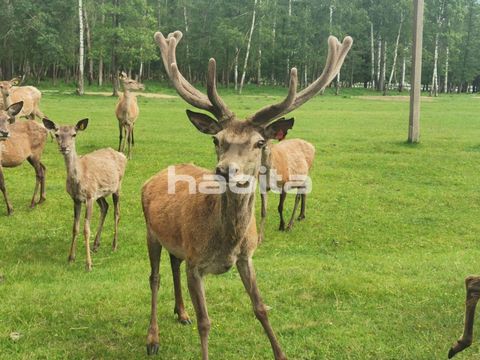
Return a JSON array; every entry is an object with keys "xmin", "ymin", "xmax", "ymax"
[
  {"xmin": 376, "ymin": 37, "xmax": 381, "ymax": 89},
  {"xmin": 239, "ymin": 0, "xmax": 258, "ymax": 94},
  {"xmin": 388, "ymin": 13, "xmax": 403, "ymax": 87},
  {"xmin": 444, "ymin": 45, "xmax": 449, "ymax": 93},
  {"xmin": 430, "ymin": 31, "xmax": 439, "ymax": 97},
  {"xmin": 257, "ymin": 49, "xmax": 262, "ymax": 84},
  {"xmin": 370, "ymin": 22, "xmax": 375, "ymax": 88},
  {"xmin": 400, "ymin": 49, "xmax": 406, "ymax": 92},
  {"xmin": 78, "ymin": 0, "xmax": 85, "ymax": 95},
  {"xmin": 183, "ymin": 5, "xmax": 191, "ymax": 81},
  {"xmin": 234, "ymin": 47, "xmax": 239, "ymax": 91},
  {"xmin": 271, "ymin": 0, "xmax": 277, "ymax": 84}
]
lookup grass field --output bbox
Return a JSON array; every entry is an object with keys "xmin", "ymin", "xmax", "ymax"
[{"xmin": 0, "ymin": 87, "xmax": 479, "ymax": 359}]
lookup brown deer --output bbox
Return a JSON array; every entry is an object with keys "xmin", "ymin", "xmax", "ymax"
[
  {"xmin": 259, "ymin": 133, "xmax": 315, "ymax": 237},
  {"xmin": 142, "ymin": 30, "xmax": 352, "ymax": 359},
  {"xmin": 42, "ymin": 118, "xmax": 127, "ymax": 271},
  {"xmin": 0, "ymin": 77, "xmax": 45, "ymax": 120},
  {"xmin": 0, "ymin": 101, "xmax": 48, "ymax": 215},
  {"xmin": 448, "ymin": 276, "xmax": 480, "ymax": 358},
  {"xmin": 115, "ymin": 72, "xmax": 144, "ymax": 158}
]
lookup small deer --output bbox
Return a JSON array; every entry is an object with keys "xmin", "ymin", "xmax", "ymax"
[
  {"xmin": 42, "ymin": 118, "xmax": 127, "ymax": 271},
  {"xmin": 115, "ymin": 72, "xmax": 144, "ymax": 158},
  {"xmin": 0, "ymin": 77, "xmax": 45, "ymax": 120},
  {"xmin": 142, "ymin": 30, "xmax": 352, "ymax": 359},
  {"xmin": 448, "ymin": 276, "xmax": 480, "ymax": 358},
  {"xmin": 260, "ymin": 133, "xmax": 315, "ymax": 236},
  {"xmin": 0, "ymin": 101, "xmax": 48, "ymax": 215}
]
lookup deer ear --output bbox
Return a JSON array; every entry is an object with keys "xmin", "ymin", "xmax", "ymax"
[
  {"xmin": 7, "ymin": 101, "xmax": 23, "ymax": 118},
  {"xmin": 10, "ymin": 77, "xmax": 21, "ymax": 86},
  {"xmin": 186, "ymin": 110, "xmax": 222, "ymax": 135},
  {"xmin": 75, "ymin": 118, "xmax": 89, "ymax": 131},
  {"xmin": 263, "ymin": 117, "xmax": 294, "ymax": 140},
  {"xmin": 42, "ymin": 118, "xmax": 58, "ymax": 131}
]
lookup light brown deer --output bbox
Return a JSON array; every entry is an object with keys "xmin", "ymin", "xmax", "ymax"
[
  {"xmin": 0, "ymin": 101, "xmax": 48, "ymax": 215},
  {"xmin": 115, "ymin": 72, "xmax": 144, "ymax": 158},
  {"xmin": 0, "ymin": 77, "xmax": 45, "ymax": 120},
  {"xmin": 448, "ymin": 276, "xmax": 480, "ymax": 358},
  {"xmin": 142, "ymin": 30, "xmax": 352, "ymax": 359},
  {"xmin": 260, "ymin": 132, "xmax": 315, "ymax": 237},
  {"xmin": 42, "ymin": 118, "xmax": 127, "ymax": 271}
]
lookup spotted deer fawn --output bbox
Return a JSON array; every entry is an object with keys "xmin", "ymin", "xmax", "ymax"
[
  {"xmin": 43, "ymin": 118, "xmax": 127, "ymax": 271},
  {"xmin": 0, "ymin": 101, "xmax": 48, "ymax": 215},
  {"xmin": 0, "ymin": 77, "xmax": 45, "ymax": 120},
  {"xmin": 259, "ymin": 132, "xmax": 315, "ymax": 237},
  {"xmin": 115, "ymin": 72, "xmax": 144, "ymax": 158},
  {"xmin": 142, "ymin": 30, "xmax": 352, "ymax": 359},
  {"xmin": 448, "ymin": 276, "xmax": 480, "ymax": 358}
]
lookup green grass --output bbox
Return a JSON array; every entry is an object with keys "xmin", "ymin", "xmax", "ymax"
[{"xmin": 0, "ymin": 88, "xmax": 479, "ymax": 359}]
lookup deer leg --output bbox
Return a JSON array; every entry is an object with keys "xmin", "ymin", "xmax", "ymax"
[
  {"xmin": 298, "ymin": 193, "xmax": 306, "ymax": 221},
  {"xmin": 83, "ymin": 198, "xmax": 94, "ymax": 271},
  {"xmin": 93, "ymin": 197, "xmax": 109, "ymax": 252},
  {"xmin": 112, "ymin": 192, "xmax": 120, "ymax": 251},
  {"xmin": 259, "ymin": 193, "xmax": 267, "ymax": 243},
  {"xmin": 118, "ymin": 123, "xmax": 124, "ymax": 152},
  {"xmin": 0, "ymin": 167, "xmax": 13, "ymax": 215},
  {"xmin": 38, "ymin": 162, "xmax": 46, "ymax": 204},
  {"xmin": 126, "ymin": 126, "xmax": 132, "ymax": 159},
  {"xmin": 68, "ymin": 200, "xmax": 82, "ymax": 262},
  {"xmin": 236, "ymin": 257, "xmax": 286, "ymax": 360},
  {"xmin": 278, "ymin": 191, "xmax": 287, "ymax": 231},
  {"xmin": 146, "ymin": 234, "xmax": 162, "ymax": 356},
  {"xmin": 286, "ymin": 193, "xmax": 301, "ymax": 231},
  {"xmin": 449, "ymin": 276, "xmax": 480, "ymax": 358},
  {"xmin": 186, "ymin": 265, "xmax": 210, "ymax": 360},
  {"xmin": 131, "ymin": 126, "xmax": 135, "ymax": 146},
  {"xmin": 169, "ymin": 253, "xmax": 191, "ymax": 324},
  {"xmin": 27, "ymin": 156, "xmax": 45, "ymax": 208}
]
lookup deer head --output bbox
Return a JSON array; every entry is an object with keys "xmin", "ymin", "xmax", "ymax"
[
  {"xmin": 42, "ymin": 118, "xmax": 89, "ymax": 155},
  {"xmin": 119, "ymin": 72, "xmax": 145, "ymax": 92},
  {"xmin": 0, "ymin": 77, "xmax": 21, "ymax": 99},
  {"xmin": 0, "ymin": 101, "xmax": 23, "ymax": 140},
  {"xmin": 154, "ymin": 31, "xmax": 352, "ymax": 184}
]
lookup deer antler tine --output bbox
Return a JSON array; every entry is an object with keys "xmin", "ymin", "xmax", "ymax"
[
  {"xmin": 170, "ymin": 64, "xmax": 211, "ymax": 110},
  {"xmin": 207, "ymin": 58, "xmax": 233, "ymax": 122}
]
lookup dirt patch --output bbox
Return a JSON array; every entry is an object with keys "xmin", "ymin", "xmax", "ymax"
[{"xmin": 357, "ymin": 95, "xmax": 435, "ymax": 102}]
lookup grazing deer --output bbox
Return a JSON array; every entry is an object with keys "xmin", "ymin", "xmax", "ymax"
[
  {"xmin": 259, "ymin": 134, "xmax": 315, "ymax": 237},
  {"xmin": 42, "ymin": 118, "xmax": 127, "ymax": 271},
  {"xmin": 448, "ymin": 276, "xmax": 480, "ymax": 358},
  {"xmin": 142, "ymin": 30, "xmax": 352, "ymax": 359},
  {"xmin": 0, "ymin": 77, "xmax": 45, "ymax": 120},
  {"xmin": 115, "ymin": 72, "xmax": 144, "ymax": 158},
  {"xmin": 0, "ymin": 101, "xmax": 48, "ymax": 215}
]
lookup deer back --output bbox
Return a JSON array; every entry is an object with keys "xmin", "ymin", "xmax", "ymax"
[
  {"xmin": 269, "ymin": 139, "xmax": 315, "ymax": 185},
  {"xmin": 1, "ymin": 121, "xmax": 47, "ymax": 167}
]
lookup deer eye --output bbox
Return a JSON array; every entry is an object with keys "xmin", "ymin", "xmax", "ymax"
[
  {"xmin": 256, "ymin": 140, "xmax": 266, "ymax": 149},
  {"xmin": 212, "ymin": 137, "xmax": 219, "ymax": 146}
]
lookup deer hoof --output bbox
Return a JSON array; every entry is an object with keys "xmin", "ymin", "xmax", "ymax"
[
  {"xmin": 297, "ymin": 215, "xmax": 305, "ymax": 221},
  {"xmin": 85, "ymin": 263, "xmax": 92, "ymax": 272},
  {"xmin": 179, "ymin": 318, "xmax": 192, "ymax": 325},
  {"xmin": 278, "ymin": 224, "xmax": 285, "ymax": 231},
  {"xmin": 146, "ymin": 343, "xmax": 159, "ymax": 355},
  {"xmin": 285, "ymin": 224, "xmax": 293, "ymax": 232},
  {"xmin": 68, "ymin": 255, "xmax": 75, "ymax": 263},
  {"xmin": 7, "ymin": 208, "xmax": 14, "ymax": 216}
]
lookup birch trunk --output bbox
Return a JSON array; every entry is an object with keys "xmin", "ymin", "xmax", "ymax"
[
  {"xmin": 257, "ymin": 49, "xmax": 262, "ymax": 85},
  {"xmin": 183, "ymin": 5, "xmax": 192, "ymax": 81},
  {"xmin": 430, "ymin": 31, "xmax": 439, "ymax": 97},
  {"xmin": 234, "ymin": 47, "xmax": 239, "ymax": 91},
  {"xmin": 376, "ymin": 37, "xmax": 381, "ymax": 90},
  {"xmin": 400, "ymin": 48, "xmax": 406, "ymax": 92},
  {"xmin": 444, "ymin": 46, "xmax": 449, "ymax": 93},
  {"xmin": 271, "ymin": 0, "xmax": 277, "ymax": 84},
  {"xmin": 239, "ymin": 0, "xmax": 258, "ymax": 94},
  {"xmin": 388, "ymin": 13, "xmax": 403, "ymax": 88},
  {"xmin": 379, "ymin": 40, "xmax": 386, "ymax": 94},
  {"xmin": 370, "ymin": 22, "xmax": 375, "ymax": 88},
  {"xmin": 83, "ymin": 5, "xmax": 94, "ymax": 86},
  {"xmin": 78, "ymin": 0, "xmax": 85, "ymax": 95},
  {"xmin": 98, "ymin": 0, "xmax": 105, "ymax": 86}
]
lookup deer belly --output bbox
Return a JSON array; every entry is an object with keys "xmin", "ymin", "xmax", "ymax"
[{"xmin": 202, "ymin": 255, "xmax": 237, "ymax": 275}]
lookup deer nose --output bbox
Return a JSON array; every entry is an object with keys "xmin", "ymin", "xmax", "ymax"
[
  {"xmin": 0, "ymin": 130, "xmax": 9, "ymax": 137},
  {"xmin": 215, "ymin": 164, "xmax": 240, "ymax": 182},
  {"xmin": 215, "ymin": 165, "xmax": 229, "ymax": 182}
]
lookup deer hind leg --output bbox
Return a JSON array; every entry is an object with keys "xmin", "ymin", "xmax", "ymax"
[
  {"xmin": 146, "ymin": 233, "xmax": 162, "ymax": 356},
  {"xmin": 0, "ymin": 167, "xmax": 13, "ymax": 215},
  {"xmin": 169, "ymin": 253, "xmax": 191, "ymax": 324},
  {"xmin": 297, "ymin": 193, "xmax": 306, "ymax": 221},
  {"xmin": 286, "ymin": 192, "xmax": 301, "ymax": 231},
  {"xmin": 449, "ymin": 276, "xmax": 480, "ymax": 358},
  {"xmin": 126, "ymin": 125, "xmax": 133, "ymax": 159},
  {"xmin": 237, "ymin": 257, "xmax": 286, "ymax": 360},
  {"xmin": 38, "ymin": 162, "xmax": 46, "ymax": 204},
  {"xmin": 112, "ymin": 192, "xmax": 120, "ymax": 251},
  {"xmin": 93, "ymin": 197, "xmax": 109, "ymax": 252},
  {"xmin": 68, "ymin": 200, "xmax": 82, "ymax": 262},
  {"xmin": 27, "ymin": 156, "xmax": 45, "ymax": 208},
  {"xmin": 277, "ymin": 191, "xmax": 287, "ymax": 231},
  {"xmin": 186, "ymin": 265, "xmax": 210, "ymax": 360},
  {"xmin": 83, "ymin": 198, "xmax": 94, "ymax": 271},
  {"xmin": 259, "ymin": 193, "xmax": 268, "ymax": 243},
  {"xmin": 118, "ymin": 123, "xmax": 124, "ymax": 152}
]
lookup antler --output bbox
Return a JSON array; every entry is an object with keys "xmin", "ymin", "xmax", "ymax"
[
  {"xmin": 248, "ymin": 35, "xmax": 353, "ymax": 126},
  {"xmin": 154, "ymin": 31, "xmax": 233, "ymax": 122}
]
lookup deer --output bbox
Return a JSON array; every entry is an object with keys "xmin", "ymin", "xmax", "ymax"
[
  {"xmin": 448, "ymin": 276, "xmax": 480, "ymax": 358},
  {"xmin": 0, "ymin": 101, "xmax": 48, "ymax": 215},
  {"xmin": 115, "ymin": 72, "xmax": 144, "ymax": 159},
  {"xmin": 42, "ymin": 118, "xmax": 127, "ymax": 271},
  {"xmin": 0, "ymin": 77, "xmax": 45, "ymax": 120},
  {"xmin": 142, "ymin": 30, "xmax": 352, "ymax": 359},
  {"xmin": 259, "ymin": 132, "xmax": 315, "ymax": 238}
]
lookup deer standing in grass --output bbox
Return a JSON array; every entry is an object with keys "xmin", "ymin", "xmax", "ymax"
[
  {"xmin": 42, "ymin": 118, "xmax": 127, "ymax": 271},
  {"xmin": 0, "ymin": 77, "xmax": 45, "ymax": 120},
  {"xmin": 0, "ymin": 101, "xmax": 47, "ymax": 215},
  {"xmin": 143, "ymin": 30, "xmax": 352, "ymax": 359},
  {"xmin": 448, "ymin": 276, "xmax": 480, "ymax": 358},
  {"xmin": 259, "ymin": 133, "xmax": 315, "ymax": 237},
  {"xmin": 115, "ymin": 72, "xmax": 144, "ymax": 158}
]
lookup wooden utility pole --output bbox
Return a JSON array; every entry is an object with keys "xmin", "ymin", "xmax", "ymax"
[{"xmin": 408, "ymin": 0, "xmax": 424, "ymax": 143}]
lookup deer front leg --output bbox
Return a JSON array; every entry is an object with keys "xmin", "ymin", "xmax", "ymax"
[
  {"xmin": 0, "ymin": 167, "xmax": 13, "ymax": 215},
  {"xmin": 237, "ymin": 257, "xmax": 286, "ymax": 360},
  {"xmin": 286, "ymin": 193, "xmax": 301, "ymax": 231},
  {"xmin": 186, "ymin": 265, "xmax": 210, "ymax": 360},
  {"xmin": 169, "ymin": 253, "xmax": 191, "ymax": 324},
  {"xmin": 118, "ymin": 123, "xmax": 124, "ymax": 152},
  {"xmin": 259, "ymin": 193, "xmax": 267, "ymax": 243},
  {"xmin": 93, "ymin": 197, "xmax": 108, "ymax": 252},
  {"xmin": 146, "ymin": 235, "xmax": 162, "ymax": 356},
  {"xmin": 278, "ymin": 191, "xmax": 287, "ymax": 231},
  {"xmin": 68, "ymin": 200, "xmax": 82, "ymax": 262},
  {"xmin": 449, "ymin": 276, "xmax": 480, "ymax": 358},
  {"xmin": 83, "ymin": 198, "xmax": 94, "ymax": 271},
  {"xmin": 297, "ymin": 194, "xmax": 306, "ymax": 221},
  {"xmin": 38, "ymin": 162, "xmax": 46, "ymax": 204},
  {"xmin": 112, "ymin": 192, "xmax": 120, "ymax": 251}
]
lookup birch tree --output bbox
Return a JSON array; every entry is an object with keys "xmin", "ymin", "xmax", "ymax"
[
  {"xmin": 387, "ymin": 12, "xmax": 404, "ymax": 88},
  {"xmin": 78, "ymin": 0, "xmax": 85, "ymax": 95},
  {"xmin": 239, "ymin": 0, "xmax": 258, "ymax": 94}
]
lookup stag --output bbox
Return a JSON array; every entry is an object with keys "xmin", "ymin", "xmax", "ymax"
[
  {"xmin": 143, "ymin": 30, "xmax": 352, "ymax": 359},
  {"xmin": 0, "ymin": 77, "xmax": 45, "ymax": 120}
]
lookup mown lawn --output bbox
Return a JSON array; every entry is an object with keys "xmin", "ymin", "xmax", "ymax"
[{"xmin": 0, "ymin": 88, "xmax": 479, "ymax": 359}]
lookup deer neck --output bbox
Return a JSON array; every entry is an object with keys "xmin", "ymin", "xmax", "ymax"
[
  {"xmin": 1, "ymin": 93, "xmax": 11, "ymax": 109},
  {"xmin": 63, "ymin": 147, "xmax": 81, "ymax": 185},
  {"xmin": 122, "ymin": 88, "xmax": 135, "ymax": 107}
]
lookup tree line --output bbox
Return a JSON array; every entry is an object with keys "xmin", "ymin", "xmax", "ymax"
[{"xmin": 0, "ymin": 0, "xmax": 479, "ymax": 94}]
